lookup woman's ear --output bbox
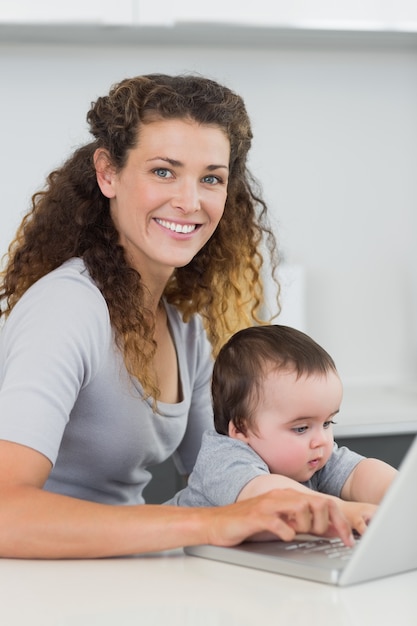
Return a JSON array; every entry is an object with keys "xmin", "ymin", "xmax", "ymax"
[
  {"xmin": 228, "ymin": 420, "xmax": 249, "ymax": 442},
  {"xmin": 94, "ymin": 148, "xmax": 116, "ymax": 198}
]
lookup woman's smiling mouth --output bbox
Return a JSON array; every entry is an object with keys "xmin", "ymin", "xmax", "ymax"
[{"xmin": 155, "ymin": 218, "xmax": 198, "ymax": 234}]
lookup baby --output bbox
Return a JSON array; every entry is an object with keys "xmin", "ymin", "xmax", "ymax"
[{"xmin": 171, "ymin": 325, "xmax": 397, "ymax": 535}]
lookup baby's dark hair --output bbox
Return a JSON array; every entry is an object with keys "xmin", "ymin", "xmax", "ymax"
[{"xmin": 212, "ymin": 324, "xmax": 337, "ymax": 435}]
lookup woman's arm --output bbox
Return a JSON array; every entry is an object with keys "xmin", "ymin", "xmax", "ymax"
[{"xmin": 0, "ymin": 440, "xmax": 355, "ymax": 558}]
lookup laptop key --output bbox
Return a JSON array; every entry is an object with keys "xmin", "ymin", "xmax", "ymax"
[{"xmin": 283, "ymin": 538, "xmax": 355, "ymax": 561}]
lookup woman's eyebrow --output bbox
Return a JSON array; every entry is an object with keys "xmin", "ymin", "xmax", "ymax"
[
  {"xmin": 147, "ymin": 156, "xmax": 228, "ymax": 170},
  {"xmin": 147, "ymin": 156, "xmax": 182, "ymax": 167},
  {"xmin": 207, "ymin": 163, "xmax": 229, "ymax": 171}
]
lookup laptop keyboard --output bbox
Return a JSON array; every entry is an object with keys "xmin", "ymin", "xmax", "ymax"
[{"xmin": 282, "ymin": 537, "xmax": 356, "ymax": 561}]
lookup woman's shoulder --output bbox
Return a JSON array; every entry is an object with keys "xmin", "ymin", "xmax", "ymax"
[
  {"xmin": 5, "ymin": 258, "xmax": 111, "ymax": 340},
  {"xmin": 38, "ymin": 257, "xmax": 103, "ymax": 293},
  {"xmin": 26, "ymin": 258, "xmax": 106, "ymax": 308}
]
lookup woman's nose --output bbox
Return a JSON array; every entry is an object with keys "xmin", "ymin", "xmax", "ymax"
[{"xmin": 172, "ymin": 179, "xmax": 201, "ymax": 213}]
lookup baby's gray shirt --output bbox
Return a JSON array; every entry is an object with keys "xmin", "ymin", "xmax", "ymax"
[{"xmin": 168, "ymin": 429, "xmax": 364, "ymax": 506}]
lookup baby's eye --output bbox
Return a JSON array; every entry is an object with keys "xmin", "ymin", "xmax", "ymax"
[
  {"xmin": 292, "ymin": 426, "xmax": 308, "ymax": 434},
  {"xmin": 153, "ymin": 168, "xmax": 173, "ymax": 179},
  {"xmin": 323, "ymin": 420, "xmax": 337, "ymax": 429}
]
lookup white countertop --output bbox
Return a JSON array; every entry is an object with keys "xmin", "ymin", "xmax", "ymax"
[
  {"xmin": 1, "ymin": 549, "xmax": 416, "ymax": 625},
  {"xmin": 335, "ymin": 385, "xmax": 417, "ymax": 437}
]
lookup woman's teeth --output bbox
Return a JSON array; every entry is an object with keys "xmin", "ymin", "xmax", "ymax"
[{"xmin": 156, "ymin": 219, "xmax": 196, "ymax": 234}]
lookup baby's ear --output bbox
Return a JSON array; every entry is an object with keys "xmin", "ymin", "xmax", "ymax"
[{"xmin": 228, "ymin": 420, "xmax": 248, "ymax": 442}]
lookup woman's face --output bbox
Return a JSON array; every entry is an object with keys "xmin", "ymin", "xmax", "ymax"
[{"xmin": 96, "ymin": 118, "xmax": 230, "ymax": 284}]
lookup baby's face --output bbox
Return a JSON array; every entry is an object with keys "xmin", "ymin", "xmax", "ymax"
[{"xmin": 231, "ymin": 368, "xmax": 342, "ymax": 483}]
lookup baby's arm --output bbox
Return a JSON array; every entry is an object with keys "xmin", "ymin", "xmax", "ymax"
[
  {"xmin": 340, "ymin": 458, "xmax": 397, "ymax": 504},
  {"xmin": 237, "ymin": 474, "xmax": 314, "ymax": 501}
]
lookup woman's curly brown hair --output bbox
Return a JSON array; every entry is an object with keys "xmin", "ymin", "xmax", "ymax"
[{"xmin": 0, "ymin": 73, "xmax": 280, "ymax": 401}]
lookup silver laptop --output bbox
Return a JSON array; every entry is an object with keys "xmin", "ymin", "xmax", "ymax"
[{"xmin": 185, "ymin": 435, "xmax": 417, "ymax": 586}]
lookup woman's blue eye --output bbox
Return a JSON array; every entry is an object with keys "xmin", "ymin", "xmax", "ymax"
[
  {"xmin": 202, "ymin": 175, "xmax": 221, "ymax": 185},
  {"xmin": 154, "ymin": 168, "xmax": 171, "ymax": 178}
]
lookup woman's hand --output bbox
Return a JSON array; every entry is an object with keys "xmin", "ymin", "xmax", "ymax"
[{"xmin": 202, "ymin": 488, "xmax": 355, "ymax": 548}]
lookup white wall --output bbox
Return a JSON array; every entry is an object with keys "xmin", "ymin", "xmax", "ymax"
[{"xmin": 1, "ymin": 36, "xmax": 416, "ymax": 388}]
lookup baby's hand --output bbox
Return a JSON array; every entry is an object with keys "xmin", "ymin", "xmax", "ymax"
[{"xmin": 338, "ymin": 501, "xmax": 378, "ymax": 536}]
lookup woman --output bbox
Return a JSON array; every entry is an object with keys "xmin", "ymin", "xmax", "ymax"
[{"xmin": 0, "ymin": 74, "xmax": 354, "ymax": 558}]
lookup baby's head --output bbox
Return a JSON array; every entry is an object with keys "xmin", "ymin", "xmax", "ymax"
[{"xmin": 212, "ymin": 325, "xmax": 338, "ymax": 437}]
